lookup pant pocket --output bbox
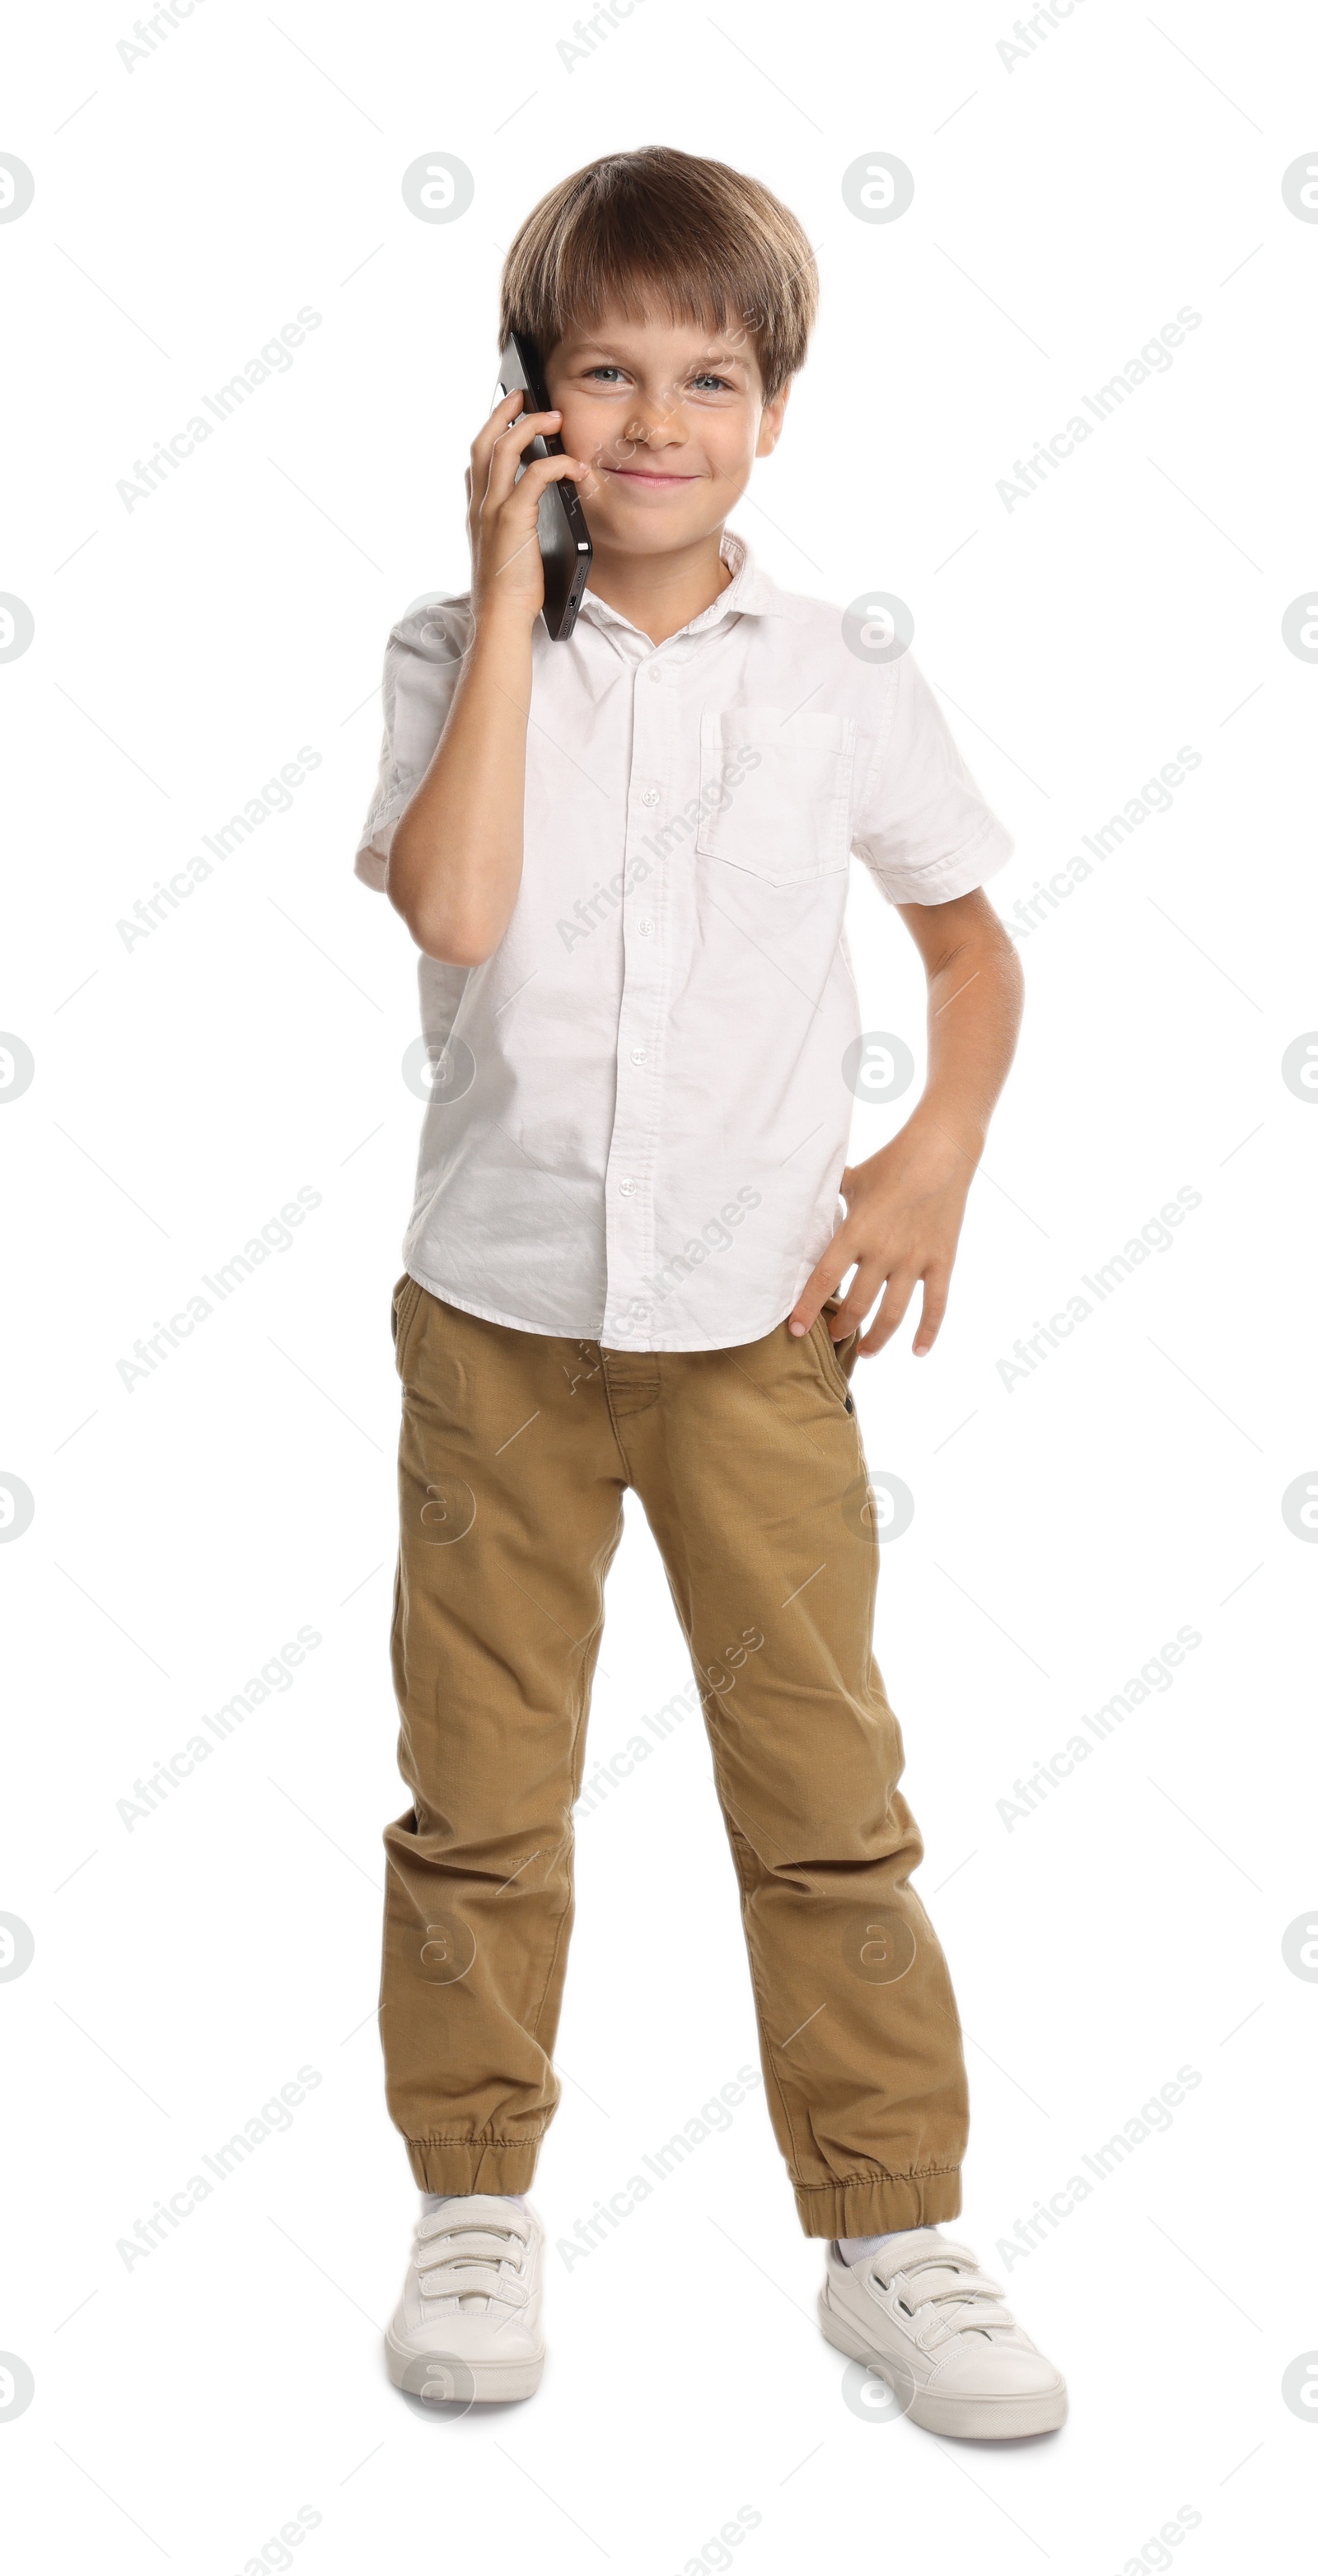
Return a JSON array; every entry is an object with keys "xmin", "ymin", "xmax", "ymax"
[
  {"xmin": 815, "ymin": 1302, "xmax": 860, "ymax": 1398},
  {"xmin": 391, "ymin": 1272, "xmax": 425, "ymax": 1374}
]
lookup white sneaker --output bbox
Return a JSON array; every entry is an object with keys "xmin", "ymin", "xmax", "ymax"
[
  {"xmin": 386, "ymin": 2196, "xmax": 545, "ymax": 2403},
  {"xmin": 819, "ymin": 2228, "xmax": 1067, "ymax": 2438}
]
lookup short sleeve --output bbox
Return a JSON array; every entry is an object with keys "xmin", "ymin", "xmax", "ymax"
[
  {"xmin": 353, "ymin": 594, "xmax": 473, "ymax": 889},
  {"xmin": 850, "ymin": 652, "xmax": 1013, "ymax": 907}
]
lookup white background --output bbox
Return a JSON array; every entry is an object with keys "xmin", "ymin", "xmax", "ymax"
[{"xmin": 2, "ymin": 0, "xmax": 1316, "ymax": 2568}]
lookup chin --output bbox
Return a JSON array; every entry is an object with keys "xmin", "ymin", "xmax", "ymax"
[
  {"xmin": 599, "ymin": 483, "xmax": 723, "ymax": 528},
  {"xmin": 592, "ymin": 508, "xmax": 708, "ymax": 551}
]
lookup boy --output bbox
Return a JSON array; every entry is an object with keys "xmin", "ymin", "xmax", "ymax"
[{"xmin": 355, "ymin": 146, "xmax": 1065, "ymax": 2438}]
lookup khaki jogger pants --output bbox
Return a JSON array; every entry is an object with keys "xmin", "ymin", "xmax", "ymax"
[{"xmin": 383, "ymin": 1275, "xmax": 970, "ymax": 2238}]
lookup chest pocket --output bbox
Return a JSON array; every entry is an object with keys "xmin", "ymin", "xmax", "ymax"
[{"xmin": 695, "ymin": 707, "xmax": 858, "ymax": 885}]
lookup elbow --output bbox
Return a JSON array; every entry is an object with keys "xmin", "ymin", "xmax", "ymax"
[
  {"xmin": 386, "ymin": 828, "xmax": 503, "ymax": 966},
  {"xmin": 971, "ymin": 909, "xmax": 1024, "ymax": 995},
  {"xmin": 994, "ymin": 918, "xmax": 1024, "ymax": 986},
  {"xmin": 986, "ymin": 923, "xmax": 1025, "ymax": 1034},
  {"xmin": 392, "ymin": 893, "xmax": 499, "ymax": 968},
  {"xmin": 385, "ymin": 866, "xmax": 499, "ymax": 967},
  {"xmin": 423, "ymin": 924, "xmax": 499, "ymax": 968}
]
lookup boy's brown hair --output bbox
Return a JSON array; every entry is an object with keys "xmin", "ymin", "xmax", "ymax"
[{"xmin": 498, "ymin": 146, "xmax": 817, "ymax": 401}]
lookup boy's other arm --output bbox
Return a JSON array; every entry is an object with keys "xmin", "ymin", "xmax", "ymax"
[
  {"xmin": 386, "ymin": 392, "xmax": 588, "ymax": 966},
  {"xmin": 789, "ymin": 889, "xmax": 1024, "ymax": 1356}
]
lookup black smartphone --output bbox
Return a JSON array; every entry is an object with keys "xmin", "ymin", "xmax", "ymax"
[{"xmin": 498, "ymin": 331, "xmax": 593, "ymax": 642}]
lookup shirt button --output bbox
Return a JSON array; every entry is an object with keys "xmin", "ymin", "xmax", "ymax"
[
  {"xmin": 639, "ymin": 785, "xmax": 660, "ymax": 807},
  {"xmin": 647, "ymin": 665, "xmax": 665, "ymax": 684},
  {"xmin": 635, "ymin": 917, "xmax": 656, "ymax": 936},
  {"xmin": 619, "ymin": 1177, "xmax": 638, "ymax": 1197},
  {"xmin": 630, "ymin": 1047, "xmax": 647, "ymax": 1064}
]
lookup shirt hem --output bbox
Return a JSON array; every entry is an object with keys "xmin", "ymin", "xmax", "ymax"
[{"xmin": 400, "ymin": 1262, "xmax": 807, "ymax": 1354}]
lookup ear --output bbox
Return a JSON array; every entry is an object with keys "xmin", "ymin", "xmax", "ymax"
[{"xmin": 755, "ymin": 377, "xmax": 792, "ymax": 460}]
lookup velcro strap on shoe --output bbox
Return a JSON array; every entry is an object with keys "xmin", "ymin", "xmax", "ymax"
[
  {"xmin": 418, "ymin": 2226, "xmax": 523, "ymax": 2266},
  {"xmin": 417, "ymin": 2200, "xmax": 530, "ymax": 2245},
  {"xmin": 419, "ymin": 2261, "xmax": 528, "ymax": 2307},
  {"xmin": 870, "ymin": 2233, "xmax": 974, "ymax": 2284},
  {"xmin": 919, "ymin": 2295, "xmax": 1017, "ymax": 2339},
  {"xmin": 892, "ymin": 2261, "xmax": 1005, "ymax": 2306}
]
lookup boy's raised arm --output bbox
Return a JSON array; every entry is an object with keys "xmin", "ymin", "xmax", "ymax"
[{"xmin": 386, "ymin": 390, "xmax": 588, "ymax": 967}]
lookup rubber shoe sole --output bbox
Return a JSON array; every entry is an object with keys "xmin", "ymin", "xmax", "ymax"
[
  {"xmin": 819, "ymin": 2284, "xmax": 1066, "ymax": 2439},
  {"xmin": 386, "ymin": 2324, "xmax": 544, "ymax": 2404}
]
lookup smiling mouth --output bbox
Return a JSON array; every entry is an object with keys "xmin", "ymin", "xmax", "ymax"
[{"xmin": 605, "ymin": 464, "xmax": 699, "ymax": 486}]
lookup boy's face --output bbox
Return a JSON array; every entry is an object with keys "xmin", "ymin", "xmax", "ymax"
[{"xmin": 543, "ymin": 305, "xmax": 789, "ymax": 558}]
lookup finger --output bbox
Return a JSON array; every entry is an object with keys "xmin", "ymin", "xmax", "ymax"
[
  {"xmin": 486, "ymin": 450, "xmax": 590, "ymax": 525},
  {"xmin": 481, "ymin": 412, "xmax": 568, "ymax": 507},
  {"xmin": 572, "ymin": 446, "xmax": 610, "ymax": 504},
  {"xmin": 857, "ymin": 1271, "xmax": 918, "ymax": 1357},
  {"xmin": 472, "ymin": 394, "xmax": 549, "ymax": 509},
  {"xmin": 471, "ymin": 387, "xmax": 526, "ymax": 464},
  {"xmin": 482, "ymin": 409, "xmax": 569, "ymax": 506},
  {"xmin": 824, "ymin": 1259, "xmax": 888, "ymax": 1343},
  {"xmin": 495, "ymin": 405, "xmax": 564, "ymax": 450},
  {"xmin": 911, "ymin": 1269, "xmax": 951, "ymax": 1358},
  {"xmin": 468, "ymin": 390, "xmax": 527, "ymax": 497},
  {"xmin": 786, "ymin": 1246, "xmax": 853, "ymax": 1338}
]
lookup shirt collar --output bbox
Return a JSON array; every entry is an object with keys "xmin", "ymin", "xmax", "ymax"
[{"xmin": 577, "ymin": 528, "xmax": 794, "ymax": 648}]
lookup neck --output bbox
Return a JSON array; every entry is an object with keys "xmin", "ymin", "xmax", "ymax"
[{"xmin": 584, "ymin": 530, "xmax": 732, "ymax": 645}]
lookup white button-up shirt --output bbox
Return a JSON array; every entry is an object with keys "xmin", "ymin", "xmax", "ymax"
[{"xmin": 355, "ymin": 534, "xmax": 1010, "ymax": 1351}]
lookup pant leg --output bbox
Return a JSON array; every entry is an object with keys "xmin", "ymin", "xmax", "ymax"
[
  {"xmin": 606, "ymin": 1305, "xmax": 970, "ymax": 2238},
  {"xmin": 383, "ymin": 1280, "xmax": 625, "ymax": 2194}
]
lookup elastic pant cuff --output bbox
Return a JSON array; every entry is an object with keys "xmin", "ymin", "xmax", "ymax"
[
  {"xmin": 405, "ymin": 2137, "xmax": 541, "ymax": 2196},
  {"xmin": 793, "ymin": 2168, "xmax": 962, "ymax": 2240}
]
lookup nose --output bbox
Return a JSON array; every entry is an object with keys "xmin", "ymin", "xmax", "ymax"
[{"xmin": 620, "ymin": 397, "xmax": 688, "ymax": 455}]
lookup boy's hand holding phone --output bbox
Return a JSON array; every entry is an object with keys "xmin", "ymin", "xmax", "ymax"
[
  {"xmin": 386, "ymin": 387, "xmax": 591, "ymax": 963},
  {"xmin": 465, "ymin": 389, "xmax": 588, "ymax": 632}
]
